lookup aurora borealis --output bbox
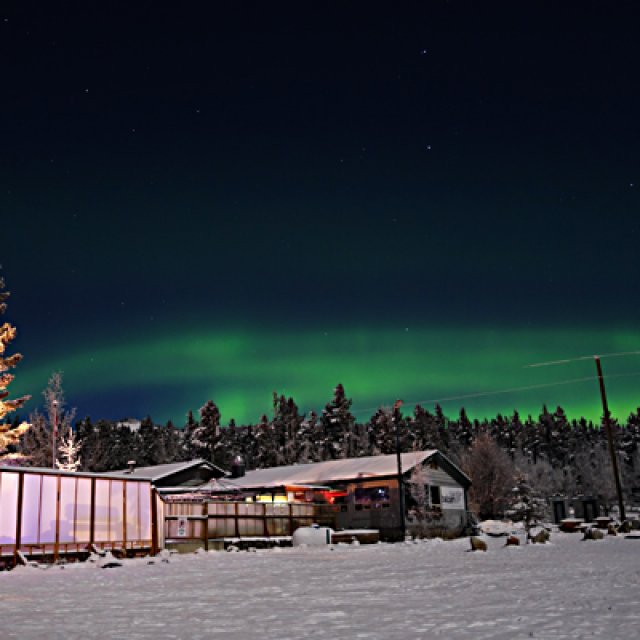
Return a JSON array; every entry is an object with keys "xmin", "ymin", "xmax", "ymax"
[
  {"xmin": 3, "ymin": 3, "xmax": 640, "ymax": 426},
  {"xmin": 10, "ymin": 323, "xmax": 640, "ymax": 425}
]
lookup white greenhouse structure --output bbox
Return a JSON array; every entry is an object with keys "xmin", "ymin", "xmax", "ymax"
[{"xmin": 0, "ymin": 466, "xmax": 158, "ymax": 568}]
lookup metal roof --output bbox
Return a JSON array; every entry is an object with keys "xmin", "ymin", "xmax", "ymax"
[
  {"xmin": 0, "ymin": 465, "xmax": 152, "ymax": 482},
  {"xmin": 212, "ymin": 450, "xmax": 463, "ymax": 489},
  {"xmin": 104, "ymin": 458, "xmax": 225, "ymax": 482}
]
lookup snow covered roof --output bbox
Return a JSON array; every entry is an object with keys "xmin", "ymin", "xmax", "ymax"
[
  {"xmin": 0, "ymin": 464, "xmax": 153, "ymax": 482},
  {"xmin": 105, "ymin": 459, "xmax": 225, "ymax": 482},
  {"xmin": 214, "ymin": 450, "xmax": 462, "ymax": 489}
]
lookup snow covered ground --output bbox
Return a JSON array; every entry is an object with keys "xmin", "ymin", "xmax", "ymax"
[{"xmin": 1, "ymin": 533, "xmax": 639, "ymax": 640}]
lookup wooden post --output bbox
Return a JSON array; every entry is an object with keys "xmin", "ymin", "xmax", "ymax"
[
  {"xmin": 14, "ymin": 471, "xmax": 24, "ymax": 566},
  {"xmin": 202, "ymin": 501, "xmax": 208, "ymax": 551},
  {"xmin": 89, "ymin": 477, "xmax": 96, "ymax": 548},
  {"xmin": 122, "ymin": 482, "xmax": 127, "ymax": 550},
  {"xmin": 54, "ymin": 474, "xmax": 61, "ymax": 562},
  {"xmin": 234, "ymin": 502, "xmax": 240, "ymax": 538},
  {"xmin": 150, "ymin": 486, "xmax": 159, "ymax": 555}
]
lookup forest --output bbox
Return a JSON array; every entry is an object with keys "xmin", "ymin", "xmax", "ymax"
[{"xmin": 11, "ymin": 377, "xmax": 640, "ymax": 519}]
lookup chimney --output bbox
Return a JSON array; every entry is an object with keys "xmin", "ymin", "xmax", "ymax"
[
  {"xmin": 230, "ymin": 455, "xmax": 245, "ymax": 478},
  {"xmin": 127, "ymin": 460, "xmax": 136, "ymax": 473}
]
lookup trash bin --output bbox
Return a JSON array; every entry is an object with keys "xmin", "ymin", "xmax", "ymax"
[
  {"xmin": 572, "ymin": 496, "xmax": 599, "ymax": 523},
  {"xmin": 550, "ymin": 495, "xmax": 569, "ymax": 524}
]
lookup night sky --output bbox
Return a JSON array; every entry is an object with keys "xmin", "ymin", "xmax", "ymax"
[{"xmin": 3, "ymin": 2, "xmax": 640, "ymax": 425}]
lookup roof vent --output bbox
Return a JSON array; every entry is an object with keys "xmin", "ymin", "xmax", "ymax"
[{"xmin": 127, "ymin": 460, "xmax": 136, "ymax": 473}]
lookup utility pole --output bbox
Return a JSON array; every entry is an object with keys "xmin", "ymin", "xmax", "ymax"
[
  {"xmin": 594, "ymin": 357, "xmax": 626, "ymax": 521},
  {"xmin": 393, "ymin": 399, "xmax": 406, "ymax": 541}
]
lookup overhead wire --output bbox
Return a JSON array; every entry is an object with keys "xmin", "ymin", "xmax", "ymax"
[
  {"xmin": 524, "ymin": 350, "xmax": 640, "ymax": 368},
  {"xmin": 350, "ymin": 370, "xmax": 640, "ymax": 418}
]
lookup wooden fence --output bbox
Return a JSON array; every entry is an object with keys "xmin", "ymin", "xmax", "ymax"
[{"xmin": 164, "ymin": 500, "xmax": 338, "ymax": 549}]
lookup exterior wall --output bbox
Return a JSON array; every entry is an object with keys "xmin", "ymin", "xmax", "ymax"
[
  {"xmin": 332, "ymin": 478, "xmax": 402, "ymax": 539},
  {"xmin": 329, "ymin": 461, "xmax": 469, "ymax": 540},
  {"xmin": 408, "ymin": 461, "xmax": 468, "ymax": 537},
  {"xmin": 0, "ymin": 468, "xmax": 154, "ymax": 566}
]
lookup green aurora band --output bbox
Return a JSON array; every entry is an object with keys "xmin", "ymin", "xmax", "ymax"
[{"xmin": 13, "ymin": 325, "xmax": 640, "ymax": 425}]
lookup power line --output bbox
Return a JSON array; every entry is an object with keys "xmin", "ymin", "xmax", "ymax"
[
  {"xmin": 525, "ymin": 350, "xmax": 640, "ymax": 368},
  {"xmin": 350, "ymin": 370, "xmax": 640, "ymax": 418}
]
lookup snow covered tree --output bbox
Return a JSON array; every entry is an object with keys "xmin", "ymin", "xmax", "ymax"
[
  {"xmin": 20, "ymin": 372, "xmax": 75, "ymax": 467},
  {"xmin": 320, "ymin": 383, "xmax": 356, "ymax": 459},
  {"xmin": 254, "ymin": 413, "xmax": 278, "ymax": 468},
  {"xmin": 509, "ymin": 476, "xmax": 549, "ymax": 541},
  {"xmin": 162, "ymin": 420, "xmax": 183, "ymax": 462},
  {"xmin": 411, "ymin": 404, "xmax": 448, "ymax": 451},
  {"xmin": 296, "ymin": 411, "xmax": 319, "ymax": 463},
  {"xmin": 81, "ymin": 419, "xmax": 118, "ymax": 472},
  {"xmin": 0, "ymin": 275, "xmax": 31, "ymax": 463},
  {"xmin": 181, "ymin": 409, "xmax": 199, "ymax": 459},
  {"xmin": 369, "ymin": 407, "xmax": 396, "ymax": 455},
  {"xmin": 55, "ymin": 425, "xmax": 82, "ymax": 471},
  {"xmin": 191, "ymin": 400, "xmax": 222, "ymax": 464},
  {"xmin": 18, "ymin": 410, "xmax": 51, "ymax": 467},
  {"xmin": 109, "ymin": 421, "xmax": 136, "ymax": 470},
  {"xmin": 135, "ymin": 416, "xmax": 164, "ymax": 466},
  {"xmin": 271, "ymin": 392, "xmax": 302, "ymax": 465}
]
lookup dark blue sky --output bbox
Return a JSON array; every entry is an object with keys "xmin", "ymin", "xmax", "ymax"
[{"xmin": 3, "ymin": 2, "xmax": 640, "ymax": 424}]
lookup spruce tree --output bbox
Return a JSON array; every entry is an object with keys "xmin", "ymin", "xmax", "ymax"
[
  {"xmin": 110, "ymin": 421, "xmax": 136, "ymax": 469},
  {"xmin": 191, "ymin": 400, "xmax": 222, "ymax": 464},
  {"xmin": 0, "ymin": 274, "xmax": 31, "ymax": 462},
  {"xmin": 182, "ymin": 410, "xmax": 199, "ymax": 459},
  {"xmin": 86, "ymin": 420, "xmax": 117, "ymax": 471},
  {"xmin": 297, "ymin": 411, "xmax": 319, "ymax": 463},
  {"xmin": 271, "ymin": 392, "xmax": 302, "ymax": 465},
  {"xmin": 18, "ymin": 410, "xmax": 51, "ymax": 467},
  {"xmin": 254, "ymin": 413, "xmax": 278, "ymax": 468},
  {"xmin": 136, "ymin": 416, "xmax": 164, "ymax": 466},
  {"xmin": 162, "ymin": 420, "xmax": 182, "ymax": 462},
  {"xmin": 320, "ymin": 383, "xmax": 356, "ymax": 459}
]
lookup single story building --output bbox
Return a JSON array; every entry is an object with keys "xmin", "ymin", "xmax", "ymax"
[{"xmin": 202, "ymin": 450, "xmax": 471, "ymax": 540}]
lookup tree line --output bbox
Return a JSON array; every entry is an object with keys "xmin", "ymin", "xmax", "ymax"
[{"xmin": 11, "ymin": 380, "xmax": 640, "ymax": 518}]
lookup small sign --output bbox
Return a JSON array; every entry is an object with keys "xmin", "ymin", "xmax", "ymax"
[
  {"xmin": 441, "ymin": 487, "xmax": 465, "ymax": 510},
  {"xmin": 177, "ymin": 517, "xmax": 188, "ymax": 537}
]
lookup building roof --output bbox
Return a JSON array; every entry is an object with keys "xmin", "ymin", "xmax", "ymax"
[
  {"xmin": 0, "ymin": 464, "xmax": 152, "ymax": 482},
  {"xmin": 105, "ymin": 459, "xmax": 225, "ymax": 482},
  {"xmin": 212, "ymin": 450, "xmax": 469, "ymax": 490}
]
